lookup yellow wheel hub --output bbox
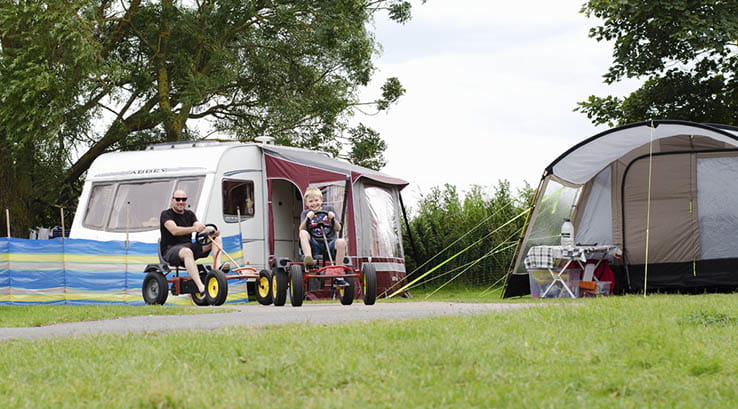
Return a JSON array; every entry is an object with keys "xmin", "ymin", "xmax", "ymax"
[
  {"xmin": 258, "ymin": 277, "xmax": 269, "ymax": 298},
  {"xmin": 207, "ymin": 277, "xmax": 219, "ymax": 296}
]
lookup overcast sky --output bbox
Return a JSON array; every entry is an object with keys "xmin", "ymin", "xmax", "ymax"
[{"xmin": 355, "ymin": 0, "xmax": 639, "ymax": 209}]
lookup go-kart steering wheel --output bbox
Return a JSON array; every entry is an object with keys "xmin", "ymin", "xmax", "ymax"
[
  {"xmin": 196, "ymin": 223, "xmax": 218, "ymax": 245},
  {"xmin": 306, "ymin": 211, "xmax": 334, "ymax": 239}
]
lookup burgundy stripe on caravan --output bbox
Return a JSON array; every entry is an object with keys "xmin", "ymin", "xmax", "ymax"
[{"xmin": 356, "ymin": 257, "xmax": 405, "ymax": 264}]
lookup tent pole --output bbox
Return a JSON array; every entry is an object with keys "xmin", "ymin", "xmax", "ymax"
[
  {"xmin": 237, "ymin": 207, "xmax": 246, "ymax": 266},
  {"xmin": 643, "ymin": 120, "xmax": 656, "ymax": 296},
  {"xmin": 399, "ymin": 192, "xmax": 421, "ymax": 278},
  {"xmin": 125, "ymin": 201, "xmax": 130, "ymax": 248},
  {"xmin": 339, "ymin": 176, "xmax": 350, "ymax": 240}
]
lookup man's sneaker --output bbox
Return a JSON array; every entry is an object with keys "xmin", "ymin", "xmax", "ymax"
[
  {"xmin": 303, "ymin": 255, "xmax": 314, "ymax": 266},
  {"xmin": 199, "ymin": 287, "xmax": 208, "ymax": 298},
  {"xmin": 219, "ymin": 263, "xmax": 231, "ymax": 273},
  {"xmin": 334, "ymin": 277, "xmax": 349, "ymax": 287}
]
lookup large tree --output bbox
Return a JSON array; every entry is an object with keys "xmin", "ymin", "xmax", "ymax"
[
  {"xmin": 0, "ymin": 0, "xmax": 414, "ymax": 235},
  {"xmin": 577, "ymin": 0, "xmax": 738, "ymax": 127}
]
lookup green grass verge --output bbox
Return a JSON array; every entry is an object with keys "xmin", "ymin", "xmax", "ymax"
[
  {"xmin": 2, "ymin": 294, "xmax": 737, "ymax": 408},
  {"xmin": 400, "ymin": 282, "xmax": 507, "ymax": 302},
  {"xmin": 0, "ymin": 305, "xmax": 228, "ymax": 328},
  {"xmin": 0, "ymin": 284, "xmax": 507, "ymax": 328}
]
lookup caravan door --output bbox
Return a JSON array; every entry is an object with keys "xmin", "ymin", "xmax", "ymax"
[{"xmin": 219, "ymin": 174, "xmax": 265, "ymax": 269}]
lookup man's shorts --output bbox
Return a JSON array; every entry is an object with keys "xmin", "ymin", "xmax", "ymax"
[
  {"xmin": 309, "ymin": 237, "xmax": 336, "ymax": 259},
  {"xmin": 163, "ymin": 242, "xmax": 210, "ymax": 267}
]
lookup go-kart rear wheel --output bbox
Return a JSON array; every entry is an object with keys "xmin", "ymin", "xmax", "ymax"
[
  {"xmin": 362, "ymin": 263, "xmax": 377, "ymax": 305},
  {"xmin": 272, "ymin": 268, "xmax": 288, "ymax": 306},
  {"xmin": 339, "ymin": 276, "xmax": 355, "ymax": 305},
  {"xmin": 205, "ymin": 269, "xmax": 228, "ymax": 306},
  {"xmin": 289, "ymin": 264, "xmax": 304, "ymax": 307},
  {"xmin": 142, "ymin": 271, "xmax": 168, "ymax": 305},
  {"xmin": 256, "ymin": 269, "xmax": 273, "ymax": 305}
]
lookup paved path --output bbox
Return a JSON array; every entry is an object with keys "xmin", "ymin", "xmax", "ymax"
[{"xmin": 0, "ymin": 302, "xmax": 534, "ymax": 341}]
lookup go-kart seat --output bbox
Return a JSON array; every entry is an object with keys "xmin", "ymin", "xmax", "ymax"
[
  {"xmin": 298, "ymin": 245, "xmax": 350, "ymax": 267},
  {"xmin": 298, "ymin": 245, "xmax": 331, "ymax": 266},
  {"xmin": 157, "ymin": 239, "xmax": 185, "ymax": 273}
]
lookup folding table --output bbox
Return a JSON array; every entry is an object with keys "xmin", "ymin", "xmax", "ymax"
[{"xmin": 524, "ymin": 245, "xmax": 621, "ymax": 298}]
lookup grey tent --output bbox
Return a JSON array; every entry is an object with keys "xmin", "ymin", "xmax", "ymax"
[{"xmin": 503, "ymin": 120, "xmax": 738, "ymax": 297}]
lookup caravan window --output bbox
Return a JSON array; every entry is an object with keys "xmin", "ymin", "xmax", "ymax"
[
  {"xmin": 82, "ymin": 177, "xmax": 204, "ymax": 232},
  {"xmin": 222, "ymin": 179, "xmax": 255, "ymax": 222},
  {"xmin": 108, "ymin": 180, "xmax": 174, "ymax": 231},
  {"xmin": 308, "ymin": 181, "xmax": 347, "ymax": 229},
  {"xmin": 83, "ymin": 184, "xmax": 114, "ymax": 228},
  {"xmin": 175, "ymin": 179, "xmax": 204, "ymax": 206},
  {"xmin": 365, "ymin": 186, "xmax": 402, "ymax": 258}
]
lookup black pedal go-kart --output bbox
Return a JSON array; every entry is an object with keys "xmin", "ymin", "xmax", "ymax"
[
  {"xmin": 142, "ymin": 224, "xmax": 273, "ymax": 306},
  {"xmin": 270, "ymin": 211, "xmax": 377, "ymax": 307}
]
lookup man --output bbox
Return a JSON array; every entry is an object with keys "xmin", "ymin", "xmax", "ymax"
[{"xmin": 160, "ymin": 189, "xmax": 225, "ymax": 296}]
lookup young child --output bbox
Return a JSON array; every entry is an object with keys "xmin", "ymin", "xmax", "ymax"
[{"xmin": 298, "ymin": 187, "xmax": 348, "ymax": 285}]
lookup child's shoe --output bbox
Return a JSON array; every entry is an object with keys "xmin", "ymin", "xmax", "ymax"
[{"xmin": 303, "ymin": 255, "xmax": 314, "ymax": 266}]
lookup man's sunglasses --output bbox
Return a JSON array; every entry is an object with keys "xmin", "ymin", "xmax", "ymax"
[{"xmin": 173, "ymin": 197, "xmax": 187, "ymax": 202}]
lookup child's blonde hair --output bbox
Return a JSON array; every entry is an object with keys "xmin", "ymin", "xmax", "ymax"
[{"xmin": 304, "ymin": 186, "xmax": 323, "ymax": 201}]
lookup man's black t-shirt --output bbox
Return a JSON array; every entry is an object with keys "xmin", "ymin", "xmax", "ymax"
[{"xmin": 160, "ymin": 208, "xmax": 197, "ymax": 253}]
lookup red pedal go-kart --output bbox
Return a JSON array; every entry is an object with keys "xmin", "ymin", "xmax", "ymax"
[
  {"xmin": 271, "ymin": 211, "xmax": 377, "ymax": 307},
  {"xmin": 142, "ymin": 224, "xmax": 273, "ymax": 306}
]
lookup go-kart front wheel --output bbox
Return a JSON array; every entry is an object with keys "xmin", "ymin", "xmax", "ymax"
[
  {"xmin": 205, "ymin": 269, "xmax": 228, "ymax": 306},
  {"xmin": 289, "ymin": 264, "xmax": 304, "ymax": 307},
  {"xmin": 339, "ymin": 277, "xmax": 355, "ymax": 305},
  {"xmin": 256, "ymin": 269, "xmax": 273, "ymax": 305},
  {"xmin": 191, "ymin": 272, "xmax": 210, "ymax": 306},
  {"xmin": 272, "ymin": 268, "xmax": 288, "ymax": 306},
  {"xmin": 362, "ymin": 263, "xmax": 377, "ymax": 305},
  {"xmin": 142, "ymin": 271, "xmax": 168, "ymax": 305}
]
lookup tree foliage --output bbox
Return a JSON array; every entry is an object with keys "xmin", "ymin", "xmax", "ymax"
[
  {"xmin": 577, "ymin": 0, "xmax": 738, "ymax": 127},
  {"xmin": 402, "ymin": 181, "xmax": 534, "ymax": 288},
  {"xmin": 0, "ymin": 0, "xmax": 416, "ymax": 235}
]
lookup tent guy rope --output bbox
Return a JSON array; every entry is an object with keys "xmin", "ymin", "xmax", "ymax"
[
  {"xmin": 384, "ymin": 201, "xmax": 515, "ymax": 295},
  {"xmin": 388, "ymin": 207, "xmax": 530, "ymax": 298}
]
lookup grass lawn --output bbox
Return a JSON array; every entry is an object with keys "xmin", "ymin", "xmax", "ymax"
[
  {"xmin": 0, "ymin": 283, "xmax": 504, "ymax": 328},
  {"xmin": 1, "ymin": 293, "xmax": 736, "ymax": 408},
  {"xmin": 0, "ymin": 305, "xmax": 227, "ymax": 328}
]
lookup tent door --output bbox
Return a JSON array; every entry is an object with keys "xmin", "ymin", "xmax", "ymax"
[{"xmin": 622, "ymin": 153, "xmax": 699, "ymax": 265}]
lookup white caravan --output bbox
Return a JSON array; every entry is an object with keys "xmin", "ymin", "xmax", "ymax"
[{"xmin": 70, "ymin": 140, "xmax": 410, "ymax": 295}]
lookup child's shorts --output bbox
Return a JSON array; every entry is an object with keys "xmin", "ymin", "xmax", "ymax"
[{"xmin": 309, "ymin": 237, "xmax": 336, "ymax": 259}]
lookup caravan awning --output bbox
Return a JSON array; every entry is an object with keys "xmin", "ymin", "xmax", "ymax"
[
  {"xmin": 262, "ymin": 145, "xmax": 409, "ymax": 189},
  {"xmin": 546, "ymin": 120, "xmax": 738, "ymax": 185}
]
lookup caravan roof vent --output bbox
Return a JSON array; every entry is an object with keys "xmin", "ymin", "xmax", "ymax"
[{"xmin": 255, "ymin": 136, "xmax": 275, "ymax": 145}]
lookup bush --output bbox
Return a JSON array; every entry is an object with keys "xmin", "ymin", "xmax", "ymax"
[{"xmin": 402, "ymin": 181, "xmax": 533, "ymax": 289}]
